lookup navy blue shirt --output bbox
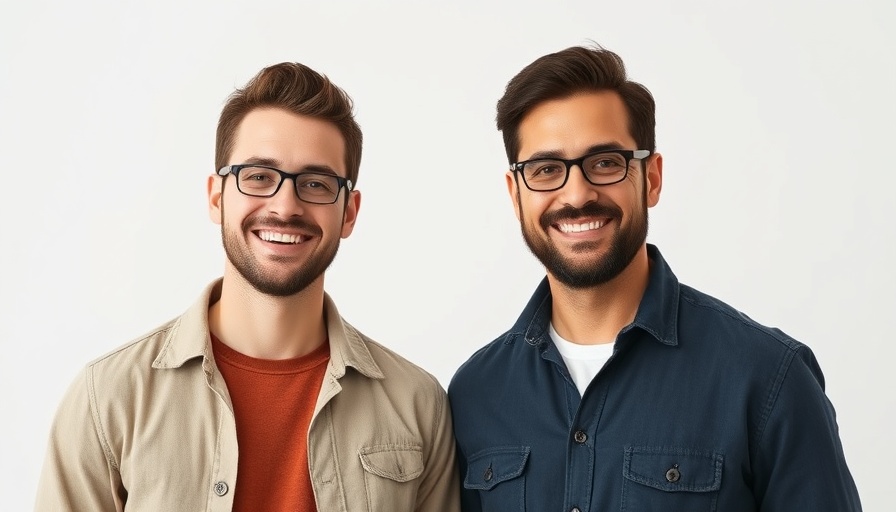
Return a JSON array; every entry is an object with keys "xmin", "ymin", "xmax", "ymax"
[{"xmin": 448, "ymin": 245, "xmax": 861, "ymax": 511}]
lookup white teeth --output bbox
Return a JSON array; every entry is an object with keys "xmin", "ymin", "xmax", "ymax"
[
  {"xmin": 258, "ymin": 231, "xmax": 304, "ymax": 244},
  {"xmin": 558, "ymin": 221, "xmax": 605, "ymax": 233}
]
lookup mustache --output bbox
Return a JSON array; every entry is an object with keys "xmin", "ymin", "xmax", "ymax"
[
  {"xmin": 540, "ymin": 202, "xmax": 622, "ymax": 230},
  {"xmin": 243, "ymin": 216, "xmax": 323, "ymax": 236}
]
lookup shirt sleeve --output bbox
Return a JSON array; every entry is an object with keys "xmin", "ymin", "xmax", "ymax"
[
  {"xmin": 753, "ymin": 346, "xmax": 862, "ymax": 511},
  {"xmin": 414, "ymin": 384, "xmax": 461, "ymax": 512},
  {"xmin": 34, "ymin": 367, "xmax": 124, "ymax": 512}
]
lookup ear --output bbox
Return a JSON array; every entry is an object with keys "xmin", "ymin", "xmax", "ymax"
[
  {"xmin": 340, "ymin": 189, "xmax": 362, "ymax": 239},
  {"xmin": 208, "ymin": 174, "xmax": 223, "ymax": 225},
  {"xmin": 645, "ymin": 153, "xmax": 663, "ymax": 208},
  {"xmin": 505, "ymin": 171, "xmax": 522, "ymax": 221}
]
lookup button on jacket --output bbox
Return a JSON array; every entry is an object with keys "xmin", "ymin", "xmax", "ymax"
[
  {"xmin": 448, "ymin": 245, "xmax": 861, "ymax": 512},
  {"xmin": 36, "ymin": 280, "xmax": 460, "ymax": 511}
]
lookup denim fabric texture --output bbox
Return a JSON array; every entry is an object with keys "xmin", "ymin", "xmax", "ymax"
[{"xmin": 448, "ymin": 244, "xmax": 861, "ymax": 512}]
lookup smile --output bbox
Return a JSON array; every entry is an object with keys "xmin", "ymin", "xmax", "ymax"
[
  {"xmin": 557, "ymin": 220, "xmax": 606, "ymax": 233},
  {"xmin": 256, "ymin": 230, "xmax": 309, "ymax": 244}
]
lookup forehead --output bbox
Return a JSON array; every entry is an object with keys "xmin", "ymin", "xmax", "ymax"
[
  {"xmin": 231, "ymin": 107, "xmax": 346, "ymax": 174},
  {"xmin": 517, "ymin": 91, "xmax": 633, "ymax": 160}
]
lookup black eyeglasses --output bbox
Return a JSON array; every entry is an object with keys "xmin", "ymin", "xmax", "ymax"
[
  {"xmin": 510, "ymin": 149, "xmax": 650, "ymax": 192},
  {"xmin": 217, "ymin": 164, "xmax": 353, "ymax": 205}
]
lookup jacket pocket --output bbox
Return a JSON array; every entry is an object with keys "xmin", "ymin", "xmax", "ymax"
[
  {"xmin": 463, "ymin": 446, "xmax": 529, "ymax": 511},
  {"xmin": 621, "ymin": 446, "xmax": 723, "ymax": 512},
  {"xmin": 359, "ymin": 444, "xmax": 423, "ymax": 511}
]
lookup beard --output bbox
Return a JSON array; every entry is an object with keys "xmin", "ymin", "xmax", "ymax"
[
  {"xmin": 222, "ymin": 213, "xmax": 340, "ymax": 297},
  {"xmin": 519, "ymin": 196, "xmax": 647, "ymax": 289}
]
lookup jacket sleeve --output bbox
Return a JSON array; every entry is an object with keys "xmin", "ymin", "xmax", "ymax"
[
  {"xmin": 415, "ymin": 384, "xmax": 461, "ymax": 512},
  {"xmin": 34, "ymin": 367, "xmax": 124, "ymax": 512},
  {"xmin": 753, "ymin": 346, "xmax": 862, "ymax": 511}
]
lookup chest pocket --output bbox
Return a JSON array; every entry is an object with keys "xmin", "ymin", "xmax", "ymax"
[
  {"xmin": 463, "ymin": 446, "xmax": 530, "ymax": 511},
  {"xmin": 359, "ymin": 444, "xmax": 423, "ymax": 512},
  {"xmin": 622, "ymin": 446, "xmax": 724, "ymax": 512}
]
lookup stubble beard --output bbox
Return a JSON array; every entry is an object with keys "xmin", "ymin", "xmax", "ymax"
[{"xmin": 221, "ymin": 214, "xmax": 340, "ymax": 297}]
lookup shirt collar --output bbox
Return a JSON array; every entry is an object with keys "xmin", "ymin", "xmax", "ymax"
[
  {"xmin": 152, "ymin": 278, "xmax": 384, "ymax": 379},
  {"xmin": 514, "ymin": 244, "xmax": 680, "ymax": 347},
  {"xmin": 630, "ymin": 244, "xmax": 679, "ymax": 346}
]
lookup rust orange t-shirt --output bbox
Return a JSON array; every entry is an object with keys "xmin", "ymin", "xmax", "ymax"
[{"xmin": 211, "ymin": 334, "xmax": 329, "ymax": 512}]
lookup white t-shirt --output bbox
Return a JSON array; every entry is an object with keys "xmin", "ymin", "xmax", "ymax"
[{"xmin": 549, "ymin": 323, "xmax": 614, "ymax": 397}]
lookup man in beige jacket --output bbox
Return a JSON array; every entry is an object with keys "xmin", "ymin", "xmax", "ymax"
[{"xmin": 35, "ymin": 62, "xmax": 459, "ymax": 511}]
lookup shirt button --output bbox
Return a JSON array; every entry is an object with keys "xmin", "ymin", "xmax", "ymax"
[
  {"xmin": 213, "ymin": 481, "xmax": 229, "ymax": 496},
  {"xmin": 573, "ymin": 430, "xmax": 587, "ymax": 444},
  {"xmin": 483, "ymin": 466, "xmax": 493, "ymax": 482},
  {"xmin": 665, "ymin": 465, "xmax": 681, "ymax": 483},
  {"xmin": 571, "ymin": 507, "xmax": 581, "ymax": 512}
]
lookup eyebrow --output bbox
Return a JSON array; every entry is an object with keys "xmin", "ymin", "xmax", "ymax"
[
  {"xmin": 524, "ymin": 142, "xmax": 627, "ymax": 161},
  {"xmin": 242, "ymin": 156, "xmax": 339, "ymax": 176}
]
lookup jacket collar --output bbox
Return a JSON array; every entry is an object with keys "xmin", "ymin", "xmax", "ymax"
[
  {"xmin": 152, "ymin": 279, "xmax": 384, "ymax": 379},
  {"xmin": 514, "ymin": 244, "xmax": 680, "ymax": 347}
]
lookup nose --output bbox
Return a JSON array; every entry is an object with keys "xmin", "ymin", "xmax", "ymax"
[
  {"xmin": 557, "ymin": 164, "xmax": 599, "ymax": 207},
  {"xmin": 266, "ymin": 177, "xmax": 306, "ymax": 217}
]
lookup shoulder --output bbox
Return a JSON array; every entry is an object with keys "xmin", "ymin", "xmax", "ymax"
[
  {"xmin": 52, "ymin": 317, "xmax": 184, "ymax": 447},
  {"xmin": 448, "ymin": 330, "xmax": 520, "ymax": 395},
  {"xmin": 73, "ymin": 317, "xmax": 186, "ymax": 410},
  {"xmin": 673, "ymin": 283, "xmax": 828, "ymax": 393},
  {"xmin": 677, "ymin": 283, "xmax": 804, "ymax": 353},
  {"xmin": 86, "ymin": 318, "xmax": 179, "ymax": 377},
  {"xmin": 352, "ymin": 328, "xmax": 447, "ymax": 398}
]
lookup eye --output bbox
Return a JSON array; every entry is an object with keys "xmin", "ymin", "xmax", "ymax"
[
  {"xmin": 238, "ymin": 167, "xmax": 279, "ymax": 189},
  {"xmin": 296, "ymin": 175, "xmax": 338, "ymax": 194},
  {"xmin": 526, "ymin": 161, "xmax": 565, "ymax": 178},
  {"xmin": 585, "ymin": 154, "xmax": 626, "ymax": 173},
  {"xmin": 595, "ymin": 158, "xmax": 622, "ymax": 168}
]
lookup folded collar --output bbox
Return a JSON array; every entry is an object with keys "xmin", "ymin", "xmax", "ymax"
[{"xmin": 152, "ymin": 279, "xmax": 384, "ymax": 379}]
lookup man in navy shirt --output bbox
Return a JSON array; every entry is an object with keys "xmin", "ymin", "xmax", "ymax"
[{"xmin": 448, "ymin": 44, "xmax": 862, "ymax": 511}]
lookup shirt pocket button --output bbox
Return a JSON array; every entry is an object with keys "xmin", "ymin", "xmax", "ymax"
[{"xmin": 665, "ymin": 465, "xmax": 681, "ymax": 483}]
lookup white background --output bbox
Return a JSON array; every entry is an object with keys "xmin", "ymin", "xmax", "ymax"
[{"xmin": 1, "ymin": 0, "xmax": 892, "ymax": 509}]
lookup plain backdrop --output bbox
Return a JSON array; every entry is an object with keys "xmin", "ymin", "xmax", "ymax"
[{"xmin": 1, "ymin": 0, "xmax": 892, "ymax": 509}]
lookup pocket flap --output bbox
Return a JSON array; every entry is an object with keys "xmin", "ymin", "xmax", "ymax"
[
  {"xmin": 463, "ymin": 446, "xmax": 530, "ymax": 491},
  {"xmin": 623, "ymin": 446, "xmax": 723, "ymax": 492},
  {"xmin": 359, "ymin": 445, "xmax": 424, "ymax": 482}
]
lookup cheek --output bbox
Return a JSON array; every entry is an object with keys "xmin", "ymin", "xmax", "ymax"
[
  {"xmin": 315, "ymin": 210, "xmax": 345, "ymax": 234},
  {"xmin": 519, "ymin": 191, "xmax": 550, "ymax": 216},
  {"xmin": 222, "ymin": 197, "xmax": 257, "ymax": 229}
]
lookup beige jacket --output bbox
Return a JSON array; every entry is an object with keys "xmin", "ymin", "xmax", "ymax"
[{"xmin": 35, "ymin": 280, "xmax": 460, "ymax": 511}]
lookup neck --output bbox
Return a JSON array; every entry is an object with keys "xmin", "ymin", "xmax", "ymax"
[
  {"xmin": 548, "ymin": 244, "xmax": 651, "ymax": 345},
  {"xmin": 208, "ymin": 265, "xmax": 327, "ymax": 359}
]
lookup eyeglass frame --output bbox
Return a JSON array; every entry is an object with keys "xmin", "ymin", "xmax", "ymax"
[
  {"xmin": 510, "ymin": 148, "xmax": 651, "ymax": 192},
  {"xmin": 216, "ymin": 164, "xmax": 354, "ymax": 205}
]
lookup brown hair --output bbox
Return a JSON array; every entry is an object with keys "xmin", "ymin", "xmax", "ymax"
[
  {"xmin": 215, "ymin": 62, "xmax": 362, "ymax": 185},
  {"xmin": 496, "ymin": 44, "xmax": 656, "ymax": 163}
]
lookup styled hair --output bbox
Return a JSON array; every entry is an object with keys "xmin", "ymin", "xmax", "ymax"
[
  {"xmin": 496, "ymin": 44, "xmax": 656, "ymax": 163},
  {"xmin": 215, "ymin": 62, "xmax": 362, "ymax": 185}
]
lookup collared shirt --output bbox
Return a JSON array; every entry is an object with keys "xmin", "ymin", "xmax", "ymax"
[
  {"xmin": 36, "ymin": 279, "xmax": 460, "ymax": 512},
  {"xmin": 448, "ymin": 245, "xmax": 861, "ymax": 512}
]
